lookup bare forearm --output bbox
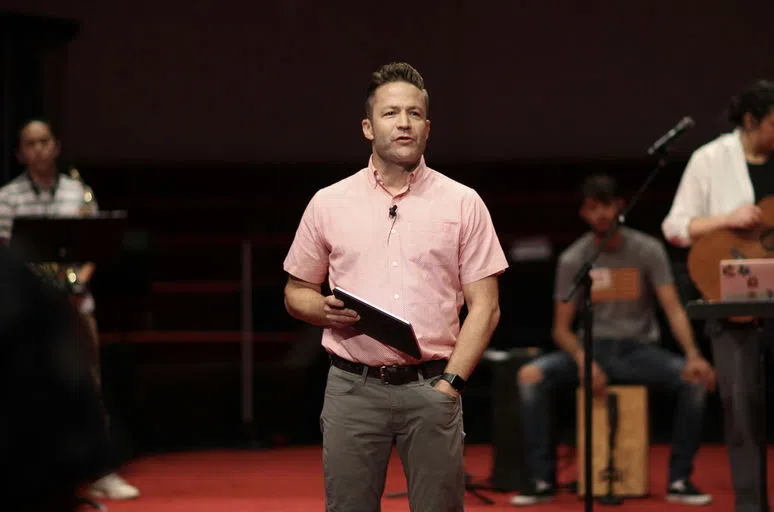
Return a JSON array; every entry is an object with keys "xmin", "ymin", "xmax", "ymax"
[
  {"xmin": 553, "ymin": 327, "xmax": 583, "ymax": 363},
  {"xmin": 284, "ymin": 286, "xmax": 328, "ymax": 326},
  {"xmin": 667, "ymin": 309, "xmax": 701, "ymax": 359},
  {"xmin": 688, "ymin": 214, "xmax": 729, "ymax": 240},
  {"xmin": 444, "ymin": 305, "xmax": 500, "ymax": 380}
]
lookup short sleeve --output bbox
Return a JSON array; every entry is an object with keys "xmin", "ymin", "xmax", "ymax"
[
  {"xmin": 282, "ymin": 192, "xmax": 330, "ymax": 284},
  {"xmin": 644, "ymin": 239, "xmax": 674, "ymax": 289},
  {"xmin": 553, "ymin": 252, "xmax": 581, "ymax": 303},
  {"xmin": 458, "ymin": 190, "xmax": 508, "ymax": 284}
]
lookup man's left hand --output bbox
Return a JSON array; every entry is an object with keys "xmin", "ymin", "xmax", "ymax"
[
  {"xmin": 432, "ymin": 378, "xmax": 460, "ymax": 398},
  {"xmin": 682, "ymin": 356, "xmax": 716, "ymax": 391}
]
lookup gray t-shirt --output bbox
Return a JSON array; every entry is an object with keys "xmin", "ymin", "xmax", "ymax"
[{"xmin": 554, "ymin": 227, "xmax": 673, "ymax": 342}]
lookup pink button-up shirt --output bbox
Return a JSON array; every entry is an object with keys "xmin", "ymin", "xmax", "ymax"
[{"xmin": 283, "ymin": 156, "xmax": 508, "ymax": 366}]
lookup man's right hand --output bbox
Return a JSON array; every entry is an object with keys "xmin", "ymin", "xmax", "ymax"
[
  {"xmin": 577, "ymin": 359, "xmax": 608, "ymax": 394},
  {"xmin": 323, "ymin": 295, "xmax": 360, "ymax": 328},
  {"xmin": 726, "ymin": 204, "xmax": 763, "ymax": 230}
]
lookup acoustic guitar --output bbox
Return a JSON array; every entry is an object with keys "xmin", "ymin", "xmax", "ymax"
[{"xmin": 687, "ymin": 196, "xmax": 774, "ymax": 305}]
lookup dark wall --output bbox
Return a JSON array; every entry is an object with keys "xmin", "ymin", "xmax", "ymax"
[
  {"xmin": 3, "ymin": 1, "xmax": 774, "ymax": 456},
  {"xmin": 0, "ymin": 13, "xmax": 78, "ymax": 182},
  {"xmin": 2, "ymin": 1, "xmax": 773, "ymax": 164}
]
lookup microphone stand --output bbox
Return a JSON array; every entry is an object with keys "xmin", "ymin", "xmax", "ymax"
[
  {"xmin": 563, "ymin": 152, "xmax": 670, "ymax": 512},
  {"xmin": 598, "ymin": 393, "xmax": 622, "ymax": 505}
]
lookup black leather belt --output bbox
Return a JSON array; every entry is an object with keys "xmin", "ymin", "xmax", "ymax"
[{"xmin": 329, "ymin": 353, "xmax": 447, "ymax": 385}]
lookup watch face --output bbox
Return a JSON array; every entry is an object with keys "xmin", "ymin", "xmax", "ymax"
[{"xmin": 444, "ymin": 373, "xmax": 465, "ymax": 392}]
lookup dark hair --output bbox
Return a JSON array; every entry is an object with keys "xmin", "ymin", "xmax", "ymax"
[
  {"xmin": 580, "ymin": 173, "xmax": 619, "ymax": 203},
  {"xmin": 16, "ymin": 117, "xmax": 57, "ymax": 149},
  {"xmin": 728, "ymin": 80, "xmax": 774, "ymax": 128},
  {"xmin": 365, "ymin": 62, "xmax": 429, "ymax": 118}
]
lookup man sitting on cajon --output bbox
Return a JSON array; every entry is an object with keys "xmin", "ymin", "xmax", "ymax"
[{"xmin": 510, "ymin": 174, "xmax": 715, "ymax": 507}]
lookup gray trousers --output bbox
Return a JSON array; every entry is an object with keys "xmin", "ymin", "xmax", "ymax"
[
  {"xmin": 709, "ymin": 321, "xmax": 773, "ymax": 512},
  {"xmin": 320, "ymin": 364, "xmax": 465, "ymax": 512}
]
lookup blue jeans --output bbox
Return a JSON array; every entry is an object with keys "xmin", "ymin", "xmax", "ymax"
[{"xmin": 518, "ymin": 339, "xmax": 707, "ymax": 485}]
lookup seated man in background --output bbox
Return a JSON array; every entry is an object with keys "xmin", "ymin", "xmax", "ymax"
[
  {"xmin": 0, "ymin": 118, "xmax": 139, "ymax": 500},
  {"xmin": 510, "ymin": 174, "xmax": 715, "ymax": 507}
]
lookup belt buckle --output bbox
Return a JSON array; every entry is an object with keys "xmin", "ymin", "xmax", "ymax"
[{"xmin": 379, "ymin": 366, "xmax": 390, "ymax": 384}]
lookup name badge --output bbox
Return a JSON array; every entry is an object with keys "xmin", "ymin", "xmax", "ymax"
[{"xmin": 590, "ymin": 267, "xmax": 641, "ymax": 303}]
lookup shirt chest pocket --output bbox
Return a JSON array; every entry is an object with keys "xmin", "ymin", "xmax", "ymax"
[{"xmin": 403, "ymin": 222, "xmax": 459, "ymax": 269}]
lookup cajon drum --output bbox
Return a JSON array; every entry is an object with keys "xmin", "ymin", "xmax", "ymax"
[{"xmin": 576, "ymin": 385, "xmax": 649, "ymax": 497}]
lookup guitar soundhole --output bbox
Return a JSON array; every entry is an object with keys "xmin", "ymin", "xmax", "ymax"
[{"xmin": 760, "ymin": 229, "xmax": 774, "ymax": 252}]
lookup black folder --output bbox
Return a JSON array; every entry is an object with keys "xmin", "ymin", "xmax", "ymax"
[{"xmin": 332, "ymin": 287, "xmax": 422, "ymax": 360}]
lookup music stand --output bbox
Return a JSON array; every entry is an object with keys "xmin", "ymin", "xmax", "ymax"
[
  {"xmin": 9, "ymin": 213, "xmax": 129, "ymax": 512},
  {"xmin": 9, "ymin": 212, "xmax": 128, "ymax": 265},
  {"xmin": 686, "ymin": 299, "xmax": 774, "ymax": 512}
]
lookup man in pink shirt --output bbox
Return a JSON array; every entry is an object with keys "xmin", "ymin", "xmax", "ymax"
[{"xmin": 283, "ymin": 62, "xmax": 509, "ymax": 511}]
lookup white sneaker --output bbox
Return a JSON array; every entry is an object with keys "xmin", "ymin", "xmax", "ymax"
[
  {"xmin": 509, "ymin": 480, "xmax": 555, "ymax": 506},
  {"xmin": 88, "ymin": 473, "xmax": 140, "ymax": 500},
  {"xmin": 665, "ymin": 479, "xmax": 712, "ymax": 506}
]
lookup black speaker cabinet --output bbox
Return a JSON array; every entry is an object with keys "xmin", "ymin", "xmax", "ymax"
[{"xmin": 486, "ymin": 346, "xmax": 543, "ymax": 491}]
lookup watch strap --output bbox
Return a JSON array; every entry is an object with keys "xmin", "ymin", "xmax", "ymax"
[{"xmin": 439, "ymin": 372, "xmax": 466, "ymax": 393}]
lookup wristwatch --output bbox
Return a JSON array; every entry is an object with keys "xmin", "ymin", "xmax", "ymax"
[{"xmin": 437, "ymin": 373, "xmax": 466, "ymax": 393}]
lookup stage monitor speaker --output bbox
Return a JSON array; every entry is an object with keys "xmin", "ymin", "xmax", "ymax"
[{"xmin": 485, "ymin": 346, "xmax": 542, "ymax": 491}]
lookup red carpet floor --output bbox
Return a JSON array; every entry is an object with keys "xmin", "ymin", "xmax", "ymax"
[{"xmin": 82, "ymin": 443, "xmax": 772, "ymax": 511}]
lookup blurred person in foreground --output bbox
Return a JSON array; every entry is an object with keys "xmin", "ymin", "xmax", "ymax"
[
  {"xmin": 0, "ymin": 118, "xmax": 139, "ymax": 500},
  {"xmin": 0, "ymin": 242, "xmax": 114, "ymax": 511}
]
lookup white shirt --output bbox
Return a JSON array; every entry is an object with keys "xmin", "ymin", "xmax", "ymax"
[
  {"xmin": 0, "ymin": 172, "xmax": 98, "ymax": 314},
  {"xmin": 662, "ymin": 129, "xmax": 753, "ymax": 247}
]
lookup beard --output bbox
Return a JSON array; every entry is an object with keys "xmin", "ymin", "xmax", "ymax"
[{"xmin": 592, "ymin": 222, "xmax": 617, "ymax": 237}]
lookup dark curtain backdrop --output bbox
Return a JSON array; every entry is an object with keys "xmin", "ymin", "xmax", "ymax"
[{"xmin": 2, "ymin": 0, "xmax": 773, "ymax": 164}]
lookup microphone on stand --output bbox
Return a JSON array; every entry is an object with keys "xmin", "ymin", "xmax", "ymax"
[{"xmin": 647, "ymin": 117, "xmax": 695, "ymax": 155}]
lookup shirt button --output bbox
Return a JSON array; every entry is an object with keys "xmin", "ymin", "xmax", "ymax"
[
  {"xmin": 392, "ymin": 261, "xmax": 398, "ymax": 267},
  {"xmin": 393, "ymin": 294, "xmax": 400, "ymax": 300},
  {"xmin": 391, "ymin": 229, "xmax": 396, "ymax": 234}
]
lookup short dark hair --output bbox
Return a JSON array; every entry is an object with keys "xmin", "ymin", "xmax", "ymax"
[
  {"xmin": 364, "ymin": 62, "xmax": 429, "ymax": 118},
  {"xmin": 17, "ymin": 117, "xmax": 57, "ymax": 149},
  {"xmin": 580, "ymin": 173, "xmax": 619, "ymax": 203},
  {"xmin": 727, "ymin": 80, "xmax": 774, "ymax": 127}
]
